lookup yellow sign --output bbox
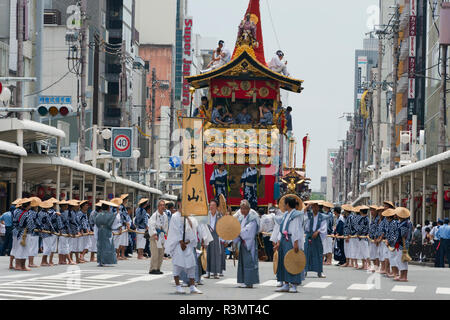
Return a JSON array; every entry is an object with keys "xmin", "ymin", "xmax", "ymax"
[{"xmin": 181, "ymin": 118, "xmax": 208, "ymax": 217}]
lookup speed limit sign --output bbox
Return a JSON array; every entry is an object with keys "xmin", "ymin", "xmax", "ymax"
[{"xmin": 111, "ymin": 128, "xmax": 133, "ymax": 158}]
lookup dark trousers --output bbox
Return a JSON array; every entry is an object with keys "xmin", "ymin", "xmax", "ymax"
[
  {"xmin": 1, "ymin": 227, "xmax": 13, "ymax": 256},
  {"xmin": 435, "ymin": 240, "xmax": 445, "ymax": 267},
  {"xmin": 144, "ymin": 239, "xmax": 151, "ymax": 257},
  {"xmin": 263, "ymin": 236, "xmax": 274, "ymax": 261},
  {"xmin": 443, "ymin": 239, "xmax": 450, "ymax": 267}
]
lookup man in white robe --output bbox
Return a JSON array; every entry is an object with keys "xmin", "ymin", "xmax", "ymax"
[
  {"xmin": 165, "ymin": 208, "xmax": 202, "ymax": 294},
  {"xmin": 203, "ymin": 41, "xmax": 231, "ymax": 72},
  {"xmin": 149, "ymin": 200, "xmax": 169, "ymax": 274},
  {"xmin": 268, "ymin": 50, "xmax": 290, "ymax": 76}
]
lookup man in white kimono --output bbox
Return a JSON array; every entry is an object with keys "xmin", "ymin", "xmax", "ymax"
[
  {"xmin": 204, "ymin": 40, "xmax": 231, "ymax": 72},
  {"xmin": 165, "ymin": 204, "xmax": 203, "ymax": 294},
  {"xmin": 268, "ymin": 50, "xmax": 290, "ymax": 76},
  {"xmin": 149, "ymin": 200, "xmax": 169, "ymax": 274},
  {"xmin": 233, "ymin": 200, "xmax": 260, "ymax": 288},
  {"xmin": 272, "ymin": 197, "xmax": 307, "ymax": 293}
]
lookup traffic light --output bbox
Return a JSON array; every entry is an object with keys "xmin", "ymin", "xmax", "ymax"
[{"xmin": 37, "ymin": 105, "xmax": 73, "ymax": 117}]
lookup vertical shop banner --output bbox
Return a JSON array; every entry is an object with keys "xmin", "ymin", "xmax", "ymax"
[{"xmin": 181, "ymin": 118, "xmax": 208, "ymax": 216}]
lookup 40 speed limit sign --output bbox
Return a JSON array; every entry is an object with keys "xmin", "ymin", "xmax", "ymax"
[{"xmin": 111, "ymin": 128, "xmax": 133, "ymax": 158}]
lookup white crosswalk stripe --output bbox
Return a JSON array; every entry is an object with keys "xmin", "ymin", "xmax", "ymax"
[
  {"xmin": 391, "ymin": 285, "xmax": 416, "ymax": 293},
  {"xmin": 260, "ymin": 280, "xmax": 278, "ymax": 287},
  {"xmin": 303, "ymin": 281, "xmax": 332, "ymax": 289},
  {"xmin": 347, "ymin": 283, "xmax": 376, "ymax": 290},
  {"xmin": 0, "ymin": 271, "xmax": 171, "ymax": 300},
  {"xmin": 436, "ymin": 287, "xmax": 450, "ymax": 295}
]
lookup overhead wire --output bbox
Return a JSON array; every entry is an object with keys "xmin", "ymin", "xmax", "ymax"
[{"xmin": 265, "ymin": 0, "xmax": 282, "ymax": 50}]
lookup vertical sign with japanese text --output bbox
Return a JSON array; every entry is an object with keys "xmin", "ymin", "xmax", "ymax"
[{"xmin": 181, "ymin": 118, "xmax": 208, "ymax": 216}]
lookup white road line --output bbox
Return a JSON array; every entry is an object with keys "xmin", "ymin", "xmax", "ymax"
[
  {"xmin": 436, "ymin": 287, "xmax": 450, "ymax": 295},
  {"xmin": 320, "ymin": 296, "xmax": 348, "ymax": 300},
  {"xmin": 0, "ymin": 289, "xmax": 49, "ymax": 296},
  {"xmin": 260, "ymin": 280, "xmax": 278, "ymax": 287},
  {"xmin": 26, "ymin": 280, "xmax": 100, "ymax": 288},
  {"xmin": 391, "ymin": 285, "xmax": 416, "ymax": 293},
  {"xmin": 347, "ymin": 283, "xmax": 375, "ymax": 291},
  {"xmin": 0, "ymin": 274, "xmax": 39, "ymax": 279},
  {"xmin": 0, "ymin": 283, "xmax": 76, "ymax": 290},
  {"xmin": 0, "ymin": 292, "xmax": 36, "ymax": 300},
  {"xmin": 216, "ymin": 278, "xmax": 238, "ymax": 285},
  {"xmin": 40, "ymin": 272, "xmax": 172, "ymax": 300},
  {"xmin": 350, "ymin": 297, "xmax": 362, "ymax": 300},
  {"xmin": 0, "ymin": 285, "xmax": 69, "ymax": 293},
  {"xmin": 86, "ymin": 274, "xmax": 121, "ymax": 280},
  {"xmin": 261, "ymin": 293, "xmax": 284, "ymax": 300},
  {"xmin": 303, "ymin": 282, "xmax": 332, "ymax": 289}
]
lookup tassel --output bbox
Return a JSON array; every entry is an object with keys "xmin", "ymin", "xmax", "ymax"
[
  {"xmin": 253, "ymin": 90, "xmax": 257, "ymax": 103},
  {"xmin": 232, "ymin": 89, "xmax": 235, "ymax": 103}
]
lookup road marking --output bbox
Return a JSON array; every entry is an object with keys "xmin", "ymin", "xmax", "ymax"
[
  {"xmin": 347, "ymin": 283, "xmax": 375, "ymax": 291},
  {"xmin": 0, "ymin": 285, "xmax": 68, "ymax": 293},
  {"xmin": 261, "ymin": 293, "xmax": 284, "ymax": 300},
  {"xmin": 261, "ymin": 280, "xmax": 278, "ymax": 287},
  {"xmin": 320, "ymin": 295, "xmax": 348, "ymax": 300},
  {"xmin": 129, "ymin": 274, "xmax": 172, "ymax": 282},
  {"xmin": 436, "ymin": 287, "xmax": 450, "ymax": 295},
  {"xmin": 0, "ymin": 289, "xmax": 49, "ymax": 296},
  {"xmin": 303, "ymin": 282, "xmax": 332, "ymax": 289},
  {"xmin": 350, "ymin": 297, "xmax": 362, "ymax": 300},
  {"xmin": 0, "ymin": 292, "xmax": 37, "ymax": 300},
  {"xmin": 391, "ymin": 285, "xmax": 416, "ymax": 293},
  {"xmin": 86, "ymin": 274, "xmax": 122, "ymax": 280},
  {"xmin": 0, "ymin": 274, "xmax": 39, "ymax": 279},
  {"xmin": 216, "ymin": 278, "xmax": 238, "ymax": 285}
]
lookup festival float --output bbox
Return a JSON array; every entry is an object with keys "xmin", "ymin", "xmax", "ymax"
[{"xmin": 186, "ymin": 0, "xmax": 311, "ymax": 209}]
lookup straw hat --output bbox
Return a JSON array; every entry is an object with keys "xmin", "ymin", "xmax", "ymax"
[
  {"xmin": 216, "ymin": 215, "xmax": 241, "ymax": 241},
  {"xmin": 377, "ymin": 206, "xmax": 385, "ymax": 211},
  {"xmin": 100, "ymin": 200, "xmax": 119, "ymax": 208},
  {"xmin": 58, "ymin": 200, "xmax": 69, "ymax": 205},
  {"xmin": 341, "ymin": 204, "xmax": 353, "ymax": 212},
  {"xmin": 321, "ymin": 201, "xmax": 334, "ymax": 209},
  {"xmin": 48, "ymin": 198, "xmax": 59, "ymax": 204},
  {"xmin": 79, "ymin": 200, "xmax": 89, "ymax": 206},
  {"xmin": 12, "ymin": 198, "xmax": 22, "ymax": 205},
  {"xmin": 283, "ymin": 249, "xmax": 306, "ymax": 275},
  {"xmin": 369, "ymin": 205, "xmax": 378, "ymax": 210},
  {"xmin": 394, "ymin": 207, "xmax": 410, "ymax": 219},
  {"xmin": 120, "ymin": 194, "xmax": 129, "ymax": 200},
  {"xmin": 382, "ymin": 208, "xmax": 395, "ymax": 217},
  {"xmin": 17, "ymin": 198, "xmax": 31, "ymax": 206},
  {"xmin": 138, "ymin": 198, "xmax": 149, "ymax": 206},
  {"xmin": 201, "ymin": 247, "xmax": 207, "ymax": 271},
  {"xmin": 383, "ymin": 201, "xmax": 395, "ymax": 209},
  {"xmin": 359, "ymin": 205, "xmax": 370, "ymax": 212},
  {"xmin": 219, "ymin": 193, "xmax": 227, "ymax": 215},
  {"xmin": 68, "ymin": 200, "xmax": 80, "ymax": 206},
  {"xmin": 95, "ymin": 201, "xmax": 103, "ymax": 207},
  {"xmin": 40, "ymin": 200, "xmax": 53, "ymax": 209},
  {"xmin": 111, "ymin": 198, "xmax": 123, "ymax": 206},
  {"xmin": 273, "ymin": 251, "xmax": 278, "ymax": 275},
  {"xmin": 279, "ymin": 194, "xmax": 304, "ymax": 212},
  {"xmin": 29, "ymin": 197, "xmax": 42, "ymax": 207}
]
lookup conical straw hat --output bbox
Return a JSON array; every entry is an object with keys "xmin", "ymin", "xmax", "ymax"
[
  {"xmin": 201, "ymin": 247, "xmax": 207, "ymax": 271},
  {"xmin": 216, "ymin": 215, "xmax": 241, "ymax": 241},
  {"xmin": 279, "ymin": 194, "xmax": 304, "ymax": 212},
  {"xmin": 284, "ymin": 249, "xmax": 306, "ymax": 275},
  {"xmin": 394, "ymin": 207, "xmax": 410, "ymax": 219}
]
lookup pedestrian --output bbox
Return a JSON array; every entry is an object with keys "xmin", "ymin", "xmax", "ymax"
[
  {"xmin": 58, "ymin": 200, "xmax": 74, "ymax": 265},
  {"xmin": 0, "ymin": 205, "xmax": 14, "ymax": 256},
  {"xmin": 47, "ymin": 198, "xmax": 62, "ymax": 266},
  {"xmin": 333, "ymin": 206, "xmax": 346, "ymax": 266},
  {"xmin": 434, "ymin": 220, "xmax": 445, "ymax": 267},
  {"xmin": 321, "ymin": 202, "xmax": 334, "ymax": 265},
  {"xmin": 233, "ymin": 200, "xmax": 260, "ymax": 288},
  {"xmin": 259, "ymin": 206, "xmax": 275, "ymax": 262},
  {"xmin": 37, "ymin": 200, "xmax": 57, "ymax": 267},
  {"xmin": 241, "ymin": 164, "xmax": 259, "ymax": 210},
  {"xmin": 134, "ymin": 198, "xmax": 149, "ymax": 260},
  {"xmin": 210, "ymin": 164, "xmax": 228, "ymax": 202},
  {"xmin": 88, "ymin": 202, "xmax": 100, "ymax": 262},
  {"xmin": 436, "ymin": 218, "xmax": 450, "ymax": 268},
  {"xmin": 272, "ymin": 195, "xmax": 305, "ymax": 293},
  {"xmin": 95, "ymin": 201, "xmax": 119, "ymax": 267},
  {"xmin": 304, "ymin": 201, "xmax": 327, "ymax": 278},
  {"xmin": 368, "ymin": 206, "xmax": 382, "ymax": 271},
  {"xmin": 110, "ymin": 198, "xmax": 124, "ymax": 260},
  {"xmin": 393, "ymin": 207, "xmax": 413, "ymax": 281},
  {"xmin": 385, "ymin": 209, "xmax": 399, "ymax": 278},
  {"xmin": 205, "ymin": 199, "xmax": 224, "ymax": 279},
  {"xmin": 125, "ymin": 206, "xmax": 134, "ymax": 258},
  {"xmin": 356, "ymin": 206, "xmax": 370, "ymax": 270},
  {"xmin": 12, "ymin": 198, "xmax": 33, "ymax": 271},
  {"xmin": 144, "ymin": 205, "xmax": 152, "ymax": 258},
  {"xmin": 165, "ymin": 201, "xmax": 203, "ymax": 294},
  {"xmin": 148, "ymin": 200, "xmax": 169, "ymax": 274},
  {"xmin": 26, "ymin": 197, "xmax": 42, "ymax": 269},
  {"xmin": 341, "ymin": 204, "xmax": 353, "ymax": 267},
  {"xmin": 67, "ymin": 200, "xmax": 81, "ymax": 264},
  {"xmin": 118, "ymin": 194, "xmax": 131, "ymax": 260},
  {"xmin": 78, "ymin": 200, "xmax": 90, "ymax": 263}
]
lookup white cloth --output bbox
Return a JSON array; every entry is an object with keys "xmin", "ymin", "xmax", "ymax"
[
  {"xmin": 344, "ymin": 239, "xmax": 350, "ymax": 259},
  {"xmin": 207, "ymin": 48, "xmax": 231, "ymax": 71},
  {"xmin": 389, "ymin": 249, "xmax": 398, "ymax": 268},
  {"xmin": 380, "ymin": 242, "xmax": 390, "ymax": 261},
  {"xmin": 165, "ymin": 212, "xmax": 197, "ymax": 270},
  {"xmin": 259, "ymin": 213, "xmax": 276, "ymax": 234},
  {"xmin": 396, "ymin": 250, "xmax": 408, "ymax": 271},
  {"xmin": 13, "ymin": 237, "xmax": 28, "ymax": 259},
  {"xmin": 136, "ymin": 228, "xmax": 147, "ymax": 249},
  {"xmin": 323, "ymin": 237, "xmax": 333, "ymax": 254},
  {"xmin": 42, "ymin": 235, "xmax": 57, "ymax": 256},
  {"xmin": 119, "ymin": 231, "xmax": 128, "ymax": 246},
  {"xmin": 304, "ymin": 213, "xmax": 327, "ymax": 243},
  {"xmin": 349, "ymin": 238, "xmax": 358, "ymax": 259},
  {"xmin": 369, "ymin": 241, "xmax": 379, "ymax": 260},
  {"xmin": 27, "ymin": 235, "xmax": 39, "ymax": 257},
  {"xmin": 111, "ymin": 212, "xmax": 122, "ymax": 231},
  {"xmin": 233, "ymin": 214, "xmax": 258, "ymax": 253},
  {"xmin": 358, "ymin": 239, "xmax": 370, "ymax": 259},
  {"xmin": 268, "ymin": 56, "xmax": 290, "ymax": 76},
  {"xmin": 88, "ymin": 234, "xmax": 97, "ymax": 252},
  {"xmin": 149, "ymin": 211, "xmax": 168, "ymax": 249},
  {"xmin": 58, "ymin": 236, "xmax": 70, "ymax": 255},
  {"xmin": 271, "ymin": 209, "xmax": 304, "ymax": 250}
]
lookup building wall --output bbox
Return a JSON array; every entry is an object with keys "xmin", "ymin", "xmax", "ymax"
[{"xmin": 135, "ymin": 0, "xmax": 176, "ymax": 45}]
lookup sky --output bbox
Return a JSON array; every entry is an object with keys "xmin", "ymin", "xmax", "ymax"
[{"xmin": 189, "ymin": 0, "xmax": 378, "ymax": 191}]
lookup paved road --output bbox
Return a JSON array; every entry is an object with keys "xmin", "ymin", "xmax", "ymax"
[{"xmin": 0, "ymin": 255, "xmax": 449, "ymax": 300}]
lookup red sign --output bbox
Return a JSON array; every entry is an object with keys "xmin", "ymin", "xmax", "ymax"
[
  {"xmin": 210, "ymin": 79, "xmax": 278, "ymax": 100},
  {"xmin": 114, "ymin": 135, "xmax": 131, "ymax": 152}
]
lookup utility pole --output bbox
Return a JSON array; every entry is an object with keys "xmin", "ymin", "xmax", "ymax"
[
  {"xmin": 439, "ymin": 44, "xmax": 448, "ymax": 153},
  {"xmin": 79, "ymin": 0, "xmax": 88, "ymax": 163},
  {"xmin": 120, "ymin": 40, "xmax": 127, "ymax": 176},
  {"xmin": 34, "ymin": 0, "xmax": 44, "ymax": 122},
  {"xmin": 150, "ymin": 68, "xmax": 157, "ymax": 187},
  {"xmin": 390, "ymin": 5, "xmax": 400, "ymax": 171},
  {"xmin": 16, "ymin": 0, "xmax": 25, "ymax": 120},
  {"xmin": 376, "ymin": 26, "xmax": 383, "ymax": 178}
]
